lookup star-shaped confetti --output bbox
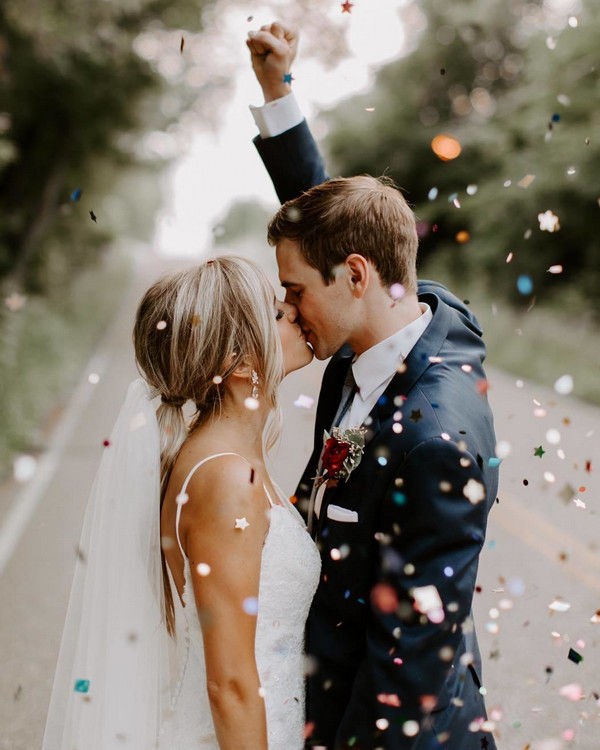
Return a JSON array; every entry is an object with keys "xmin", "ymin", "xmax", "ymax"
[
  {"xmin": 90, "ymin": 210, "xmax": 97, "ymax": 223},
  {"xmin": 409, "ymin": 409, "xmax": 422, "ymax": 423},
  {"xmin": 481, "ymin": 738, "xmax": 490, "ymax": 750},
  {"xmin": 534, "ymin": 445, "xmax": 546, "ymax": 458},
  {"xmin": 235, "ymin": 517, "xmax": 250, "ymax": 530},
  {"xmin": 283, "ymin": 72, "xmax": 294, "ymax": 84},
  {"xmin": 341, "ymin": 0, "xmax": 354, "ymax": 13},
  {"xmin": 4, "ymin": 292, "xmax": 27, "ymax": 311},
  {"xmin": 538, "ymin": 210, "xmax": 560, "ymax": 232}
]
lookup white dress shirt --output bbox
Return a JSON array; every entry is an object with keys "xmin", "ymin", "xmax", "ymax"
[
  {"xmin": 338, "ymin": 304, "xmax": 432, "ymax": 430},
  {"xmin": 250, "ymin": 92, "xmax": 304, "ymax": 138}
]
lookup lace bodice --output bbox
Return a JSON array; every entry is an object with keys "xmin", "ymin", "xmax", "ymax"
[{"xmin": 158, "ymin": 454, "xmax": 321, "ymax": 749}]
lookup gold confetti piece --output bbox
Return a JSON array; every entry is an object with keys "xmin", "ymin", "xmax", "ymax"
[{"xmin": 517, "ymin": 174, "xmax": 536, "ymax": 188}]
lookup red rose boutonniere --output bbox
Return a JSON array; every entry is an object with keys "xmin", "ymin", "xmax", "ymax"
[{"xmin": 315, "ymin": 426, "xmax": 366, "ymax": 488}]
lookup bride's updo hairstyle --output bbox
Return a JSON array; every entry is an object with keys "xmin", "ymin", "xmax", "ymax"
[{"xmin": 134, "ymin": 256, "xmax": 284, "ymax": 495}]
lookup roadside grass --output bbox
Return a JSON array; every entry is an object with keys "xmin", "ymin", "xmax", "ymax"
[{"xmin": 0, "ymin": 248, "xmax": 132, "ymax": 478}]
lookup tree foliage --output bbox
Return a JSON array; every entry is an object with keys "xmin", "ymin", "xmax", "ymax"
[
  {"xmin": 0, "ymin": 0, "xmax": 213, "ymax": 292},
  {"xmin": 324, "ymin": 0, "xmax": 599, "ymax": 315}
]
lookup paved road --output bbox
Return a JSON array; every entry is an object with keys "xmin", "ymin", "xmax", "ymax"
[{"xmin": 0, "ymin": 254, "xmax": 598, "ymax": 750}]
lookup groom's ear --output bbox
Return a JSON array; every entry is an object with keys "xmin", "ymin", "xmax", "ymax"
[{"xmin": 345, "ymin": 254, "xmax": 370, "ymax": 299}]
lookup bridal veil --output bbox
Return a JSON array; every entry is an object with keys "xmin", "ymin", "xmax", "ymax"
[{"xmin": 42, "ymin": 378, "xmax": 178, "ymax": 749}]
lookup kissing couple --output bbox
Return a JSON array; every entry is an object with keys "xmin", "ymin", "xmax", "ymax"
[{"xmin": 42, "ymin": 22, "xmax": 498, "ymax": 750}]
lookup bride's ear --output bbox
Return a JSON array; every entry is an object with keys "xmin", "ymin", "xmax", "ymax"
[{"xmin": 229, "ymin": 359, "xmax": 253, "ymax": 383}]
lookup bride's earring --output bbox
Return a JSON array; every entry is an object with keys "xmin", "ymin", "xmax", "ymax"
[{"xmin": 251, "ymin": 370, "xmax": 259, "ymax": 400}]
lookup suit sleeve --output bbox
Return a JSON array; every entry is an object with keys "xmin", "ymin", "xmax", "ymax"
[
  {"xmin": 366, "ymin": 437, "xmax": 489, "ymax": 748},
  {"xmin": 253, "ymin": 120, "xmax": 329, "ymax": 203}
]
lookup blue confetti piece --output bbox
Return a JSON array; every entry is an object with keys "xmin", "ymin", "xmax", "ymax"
[
  {"xmin": 357, "ymin": 598, "xmax": 366, "ymax": 605},
  {"xmin": 551, "ymin": 113, "xmax": 560, "ymax": 122},
  {"xmin": 517, "ymin": 274, "xmax": 533, "ymax": 295},
  {"xmin": 344, "ymin": 590, "xmax": 351, "ymax": 599},
  {"xmin": 74, "ymin": 679, "xmax": 90, "ymax": 693},
  {"xmin": 70, "ymin": 188, "xmax": 82, "ymax": 202},
  {"xmin": 393, "ymin": 491, "xmax": 406, "ymax": 505},
  {"xmin": 488, "ymin": 457, "xmax": 502, "ymax": 468},
  {"xmin": 377, "ymin": 394, "xmax": 388, "ymax": 406}
]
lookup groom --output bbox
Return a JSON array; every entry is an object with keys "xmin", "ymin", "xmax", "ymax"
[{"xmin": 248, "ymin": 25, "xmax": 498, "ymax": 750}]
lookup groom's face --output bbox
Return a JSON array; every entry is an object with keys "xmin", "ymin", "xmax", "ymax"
[{"xmin": 276, "ymin": 238, "xmax": 353, "ymax": 360}]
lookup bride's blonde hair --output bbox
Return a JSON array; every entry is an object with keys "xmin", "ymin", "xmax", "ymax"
[{"xmin": 133, "ymin": 256, "xmax": 284, "ymax": 634}]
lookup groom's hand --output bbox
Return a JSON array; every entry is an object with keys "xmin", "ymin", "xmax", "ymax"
[{"xmin": 246, "ymin": 22, "xmax": 298, "ymax": 103}]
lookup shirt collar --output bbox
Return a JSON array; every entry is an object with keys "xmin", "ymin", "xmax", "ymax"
[{"xmin": 351, "ymin": 303, "xmax": 432, "ymax": 401}]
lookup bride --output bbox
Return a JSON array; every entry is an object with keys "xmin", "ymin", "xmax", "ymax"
[{"xmin": 42, "ymin": 256, "xmax": 320, "ymax": 749}]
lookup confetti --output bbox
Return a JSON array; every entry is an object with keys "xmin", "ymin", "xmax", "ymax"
[
  {"xmin": 242, "ymin": 596, "xmax": 259, "ymax": 615},
  {"xmin": 4, "ymin": 292, "xmax": 27, "ymax": 311},
  {"xmin": 196, "ymin": 563, "xmax": 211, "ymax": 576},
  {"xmin": 533, "ymin": 445, "xmax": 546, "ymax": 458},
  {"xmin": 463, "ymin": 479, "xmax": 485, "ymax": 504},
  {"xmin": 455, "ymin": 230, "xmax": 470, "ymax": 243},
  {"xmin": 283, "ymin": 73, "xmax": 294, "ymax": 84},
  {"xmin": 412, "ymin": 584, "xmax": 444, "ymax": 623},
  {"xmin": 89, "ymin": 210, "xmax": 97, "ymax": 223},
  {"xmin": 88, "ymin": 373, "xmax": 100, "ymax": 384},
  {"xmin": 74, "ymin": 679, "xmax": 90, "ymax": 693},
  {"xmin": 235, "ymin": 517, "xmax": 250, "ymax": 530},
  {"xmin": 567, "ymin": 648, "xmax": 583, "ymax": 664},
  {"xmin": 390, "ymin": 283, "xmax": 405, "ymax": 300},
  {"xmin": 547, "ymin": 264, "xmax": 563, "ymax": 274},
  {"xmin": 13, "ymin": 454, "xmax": 37, "ymax": 482},
  {"xmin": 431, "ymin": 134, "xmax": 462, "ymax": 161},
  {"xmin": 70, "ymin": 188, "xmax": 82, "ymax": 202},
  {"xmin": 538, "ymin": 210, "xmax": 560, "ymax": 232},
  {"xmin": 553, "ymin": 374, "xmax": 573, "ymax": 395},
  {"xmin": 516, "ymin": 275, "xmax": 533, "ymax": 295},
  {"xmin": 102, "ymin": 439, "xmax": 110, "ymax": 447},
  {"xmin": 517, "ymin": 174, "xmax": 536, "ymax": 188},
  {"xmin": 341, "ymin": 0, "xmax": 354, "ymax": 12},
  {"xmin": 558, "ymin": 683, "xmax": 583, "ymax": 701},
  {"xmin": 409, "ymin": 409, "xmax": 422, "ymax": 423},
  {"xmin": 180, "ymin": 36, "xmax": 185, "ymax": 53},
  {"xmin": 428, "ymin": 187, "xmax": 438, "ymax": 200},
  {"xmin": 294, "ymin": 394, "xmax": 315, "ymax": 409},
  {"xmin": 548, "ymin": 599, "xmax": 571, "ymax": 613},
  {"xmin": 156, "ymin": 320, "xmax": 167, "ymax": 330}
]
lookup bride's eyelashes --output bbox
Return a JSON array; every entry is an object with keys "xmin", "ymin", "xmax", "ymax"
[{"xmin": 275, "ymin": 308, "xmax": 285, "ymax": 321}]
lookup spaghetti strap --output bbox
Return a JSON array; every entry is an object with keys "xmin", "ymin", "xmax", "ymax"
[{"xmin": 174, "ymin": 452, "xmax": 250, "ymax": 559}]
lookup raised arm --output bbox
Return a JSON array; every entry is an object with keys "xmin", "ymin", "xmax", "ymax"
[
  {"xmin": 181, "ymin": 456, "xmax": 270, "ymax": 750},
  {"xmin": 247, "ymin": 22, "xmax": 328, "ymax": 202}
]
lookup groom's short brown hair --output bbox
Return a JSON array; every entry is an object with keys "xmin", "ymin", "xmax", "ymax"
[{"xmin": 267, "ymin": 175, "xmax": 418, "ymax": 293}]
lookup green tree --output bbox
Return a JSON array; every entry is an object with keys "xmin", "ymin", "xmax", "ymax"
[{"xmin": 325, "ymin": 0, "xmax": 600, "ymax": 314}]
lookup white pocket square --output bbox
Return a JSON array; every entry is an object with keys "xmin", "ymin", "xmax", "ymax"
[{"xmin": 326, "ymin": 504, "xmax": 359, "ymax": 523}]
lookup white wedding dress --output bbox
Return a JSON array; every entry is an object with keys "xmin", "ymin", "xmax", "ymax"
[{"xmin": 158, "ymin": 453, "xmax": 321, "ymax": 750}]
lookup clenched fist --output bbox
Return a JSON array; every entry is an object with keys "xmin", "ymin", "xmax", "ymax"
[{"xmin": 246, "ymin": 22, "xmax": 299, "ymax": 103}]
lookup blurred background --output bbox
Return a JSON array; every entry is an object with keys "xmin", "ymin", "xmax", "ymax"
[{"xmin": 0, "ymin": 1, "xmax": 599, "ymax": 749}]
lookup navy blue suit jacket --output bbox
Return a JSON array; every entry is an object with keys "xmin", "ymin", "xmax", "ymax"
[{"xmin": 255, "ymin": 121, "xmax": 498, "ymax": 750}]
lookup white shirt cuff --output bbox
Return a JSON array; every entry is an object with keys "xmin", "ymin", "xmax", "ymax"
[{"xmin": 249, "ymin": 92, "xmax": 304, "ymax": 139}]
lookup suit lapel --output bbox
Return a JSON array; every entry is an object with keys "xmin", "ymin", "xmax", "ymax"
[{"xmin": 314, "ymin": 293, "xmax": 451, "ymax": 534}]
